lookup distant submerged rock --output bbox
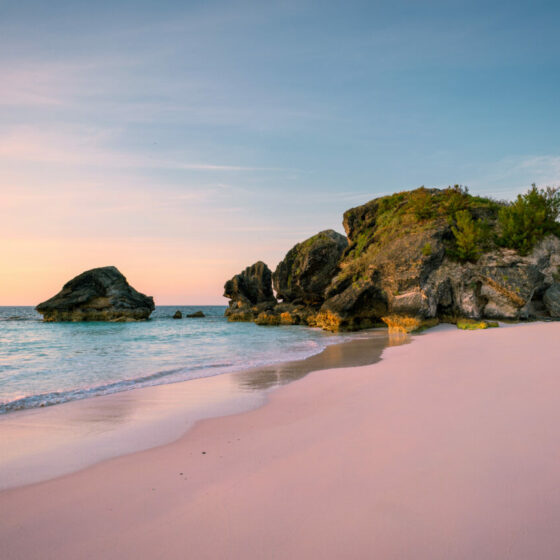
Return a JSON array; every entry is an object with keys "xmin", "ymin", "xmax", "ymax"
[
  {"xmin": 36, "ymin": 266, "xmax": 155, "ymax": 322},
  {"xmin": 173, "ymin": 310, "xmax": 183, "ymax": 319},
  {"xmin": 187, "ymin": 310, "xmax": 205, "ymax": 318}
]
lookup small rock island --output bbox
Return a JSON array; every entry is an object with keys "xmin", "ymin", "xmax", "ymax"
[
  {"xmin": 36, "ymin": 266, "xmax": 155, "ymax": 322},
  {"xmin": 187, "ymin": 311, "xmax": 205, "ymax": 318}
]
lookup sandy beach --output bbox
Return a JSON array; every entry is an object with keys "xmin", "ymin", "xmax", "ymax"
[
  {"xmin": 0, "ymin": 333, "xmax": 390, "ymax": 490},
  {"xmin": 2, "ymin": 322, "xmax": 560, "ymax": 559}
]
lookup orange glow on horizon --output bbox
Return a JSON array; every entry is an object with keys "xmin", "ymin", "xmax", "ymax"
[{"xmin": 0, "ymin": 237, "xmax": 284, "ymax": 306}]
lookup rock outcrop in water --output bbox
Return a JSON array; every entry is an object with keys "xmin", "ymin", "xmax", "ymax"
[
  {"xmin": 223, "ymin": 261, "xmax": 277, "ymax": 321},
  {"xmin": 187, "ymin": 310, "xmax": 205, "ymax": 318},
  {"xmin": 224, "ymin": 186, "xmax": 560, "ymax": 331},
  {"xmin": 36, "ymin": 266, "xmax": 155, "ymax": 322}
]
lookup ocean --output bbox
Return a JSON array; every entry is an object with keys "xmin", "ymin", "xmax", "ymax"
[{"xmin": 0, "ymin": 305, "xmax": 359, "ymax": 414}]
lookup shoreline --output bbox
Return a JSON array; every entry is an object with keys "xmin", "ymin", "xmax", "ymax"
[
  {"xmin": 0, "ymin": 329, "xmax": 394, "ymax": 490},
  {"xmin": 0, "ymin": 304, "xmax": 349, "ymax": 416},
  {"xmin": 3, "ymin": 321, "xmax": 560, "ymax": 558}
]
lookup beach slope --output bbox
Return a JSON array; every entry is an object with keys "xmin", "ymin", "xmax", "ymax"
[{"xmin": 2, "ymin": 322, "xmax": 560, "ymax": 559}]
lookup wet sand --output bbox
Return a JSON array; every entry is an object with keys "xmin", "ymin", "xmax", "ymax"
[
  {"xmin": 2, "ymin": 322, "xmax": 560, "ymax": 559},
  {"xmin": 0, "ymin": 331, "xmax": 392, "ymax": 489}
]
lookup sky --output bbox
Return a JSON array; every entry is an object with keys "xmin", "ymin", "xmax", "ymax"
[{"xmin": 1, "ymin": 0, "xmax": 559, "ymax": 305}]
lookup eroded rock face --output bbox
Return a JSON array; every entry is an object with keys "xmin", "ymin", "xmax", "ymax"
[
  {"xmin": 419, "ymin": 245, "xmax": 552, "ymax": 321},
  {"xmin": 320, "ymin": 223, "xmax": 446, "ymax": 330},
  {"xmin": 544, "ymin": 283, "xmax": 560, "ymax": 317},
  {"xmin": 223, "ymin": 261, "xmax": 277, "ymax": 321},
  {"xmin": 36, "ymin": 266, "xmax": 155, "ymax": 322},
  {"xmin": 273, "ymin": 230, "xmax": 348, "ymax": 305},
  {"xmin": 320, "ymin": 232, "xmax": 559, "ymax": 329},
  {"xmin": 223, "ymin": 188, "xmax": 560, "ymax": 331},
  {"xmin": 313, "ymin": 191, "xmax": 560, "ymax": 329}
]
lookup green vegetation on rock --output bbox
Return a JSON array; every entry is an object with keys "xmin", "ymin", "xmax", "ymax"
[
  {"xmin": 343, "ymin": 185, "xmax": 500, "ymax": 262},
  {"xmin": 497, "ymin": 185, "xmax": 560, "ymax": 255},
  {"xmin": 449, "ymin": 210, "xmax": 487, "ymax": 262},
  {"xmin": 456, "ymin": 318, "xmax": 499, "ymax": 330},
  {"xmin": 224, "ymin": 184, "xmax": 560, "ymax": 332},
  {"xmin": 410, "ymin": 187, "xmax": 435, "ymax": 220},
  {"xmin": 381, "ymin": 315, "xmax": 439, "ymax": 333}
]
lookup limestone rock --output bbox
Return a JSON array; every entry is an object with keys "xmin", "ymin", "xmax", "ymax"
[
  {"xmin": 173, "ymin": 310, "xmax": 182, "ymax": 319},
  {"xmin": 36, "ymin": 266, "xmax": 155, "ymax": 322},
  {"xmin": 320, "ymin": 281, "xmax": 388, "ymax": 330},
  {"xmin": 254, "ymin": 312, "xmax": 281, "ymax": 326},
  {"xmin": 315, "ymin": 189, "xmax": 559, "ymax": 328},
  {"xmin": 223, "ymin": 187, "xmax": 560, "ymax": 331},
  {"xmin": 273, "ymin": 230, "xmax": 348, "ymax": 305},
  {"xmin": 223, "ymin": 262, "xmax": 276, "ymax": 321},
  {"xmin": 544, "ymin": 283, "xmax": 560, "ymax": 317},
  {"xmin": 187, "ymin": 310, "xmax": 205, "ymax": 318},
  {"xmin": 320, "ymin": 208, "xmax": 446, "ymax": 328}
]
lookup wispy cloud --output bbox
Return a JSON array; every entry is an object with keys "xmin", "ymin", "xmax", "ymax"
[
  {"xmin": 516, "ymin": 156, "xmax": 560, "ymax": 184},
  {"xmin": 0, "ymin": 126, "xmax": 266, "ymax": 171},
  {"xmin": 466, "ymin": 155, "xmax": 560, "ymax": 199},
  {"xmin": 0, "ymin": 55, "xmax": 145, "ymax": 107}
]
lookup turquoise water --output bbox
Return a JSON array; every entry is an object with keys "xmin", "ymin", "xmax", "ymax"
[{"xmin": 0, "ymin": 306, "xmax": 355, "ymax": 414}]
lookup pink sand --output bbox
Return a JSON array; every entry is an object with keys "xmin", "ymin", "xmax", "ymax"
[{"xmin": 2, "ymin": 322, "xmax": 560, "ymax": 559}]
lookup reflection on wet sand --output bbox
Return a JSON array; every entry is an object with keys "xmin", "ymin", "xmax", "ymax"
[
  {"xmin": 0, "ymin": 329, "xmax": 405, "ymax": 489},
  {"xmin": 388, "ymin": 331, "xmax": 409, "ymax": 347},
  {"xmin": 68, "ymin": 394, "xmax": 139, "ymax": 433},
  {"xmin": 234, "ymin": 330, "xmax": 408, "ymax": 391}
]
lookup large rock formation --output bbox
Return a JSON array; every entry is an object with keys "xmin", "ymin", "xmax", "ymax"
[
  {"xmin": 273, "ymin": 230, "xmax": 347, "ymax": 305},
  {"xmin": 224, "ymin": 187, "xmax": 560, "ymax": 331},
  {"xmin": 36, "ymin": 266, "xmax": 155, "ymax": 322},
  {"xmin": 316, "ymin": 190, "xmax": 560, "ymax": 329},
  {"xmin": 223, "ymin": 261, "xmax": 277, "ymax": 321}
]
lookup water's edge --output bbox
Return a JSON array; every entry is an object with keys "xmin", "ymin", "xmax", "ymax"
[
  {"xmin": 0, "ymin": 330, "xmax": 404, "ymax": 490},
  {"xmin": 0, "ymin": 306, "xmax": 368, "ymax": 414}
]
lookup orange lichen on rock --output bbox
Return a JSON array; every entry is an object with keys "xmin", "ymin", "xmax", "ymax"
[
  {"xmin": 381, "ymin": 315, "xmax": 422, "ymax": 333},
  {"xmin": 255, "ymin": 312, "xmax": 281, "ymax": 326},
  {"xmin": 311, "ymin": 311, "xmax": 344, "ymax": 332},
  {"xmin": 280, "ymin": 312, "xmax": 296, "ymax": 325}
]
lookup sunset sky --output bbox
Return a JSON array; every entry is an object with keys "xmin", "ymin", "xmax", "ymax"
[{"xmin": 1, "ymin": 0, "xmax": 559, "ymax": 305}]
